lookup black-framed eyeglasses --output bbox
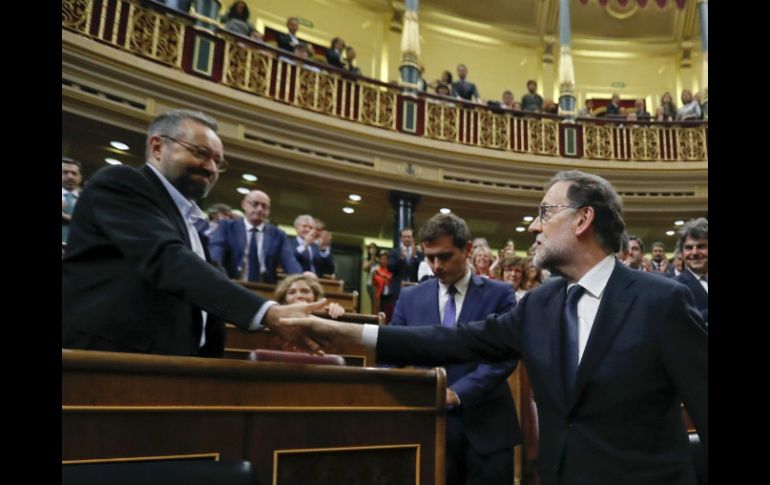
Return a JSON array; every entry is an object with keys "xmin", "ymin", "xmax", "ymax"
[
  {"xmin": 160, "ymin": 135, "xmax": 228, "ymax": 173},
  {"xmin": 538, "ymin": 204, "xmax": 581, "ymax": 224}
]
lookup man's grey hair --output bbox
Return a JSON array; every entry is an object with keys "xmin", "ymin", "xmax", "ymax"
[
  {"xmin": 294, "ymin": 214, "xmax": 315, "ymax": 228},
  {"xmin": 677, "ymin": 217, "xmax": 708, "ymax": 251},
  {"xmin": 145, "ymin": 110, "xmax": 219, "ymax": 159}
]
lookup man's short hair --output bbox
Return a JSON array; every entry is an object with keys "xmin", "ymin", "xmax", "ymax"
[
  {"xmin": 62, "ymin": 157, "xmax": 82, "ymax": 168},
  {"xmin": 145, "ymin": 110, "xmax": 218, "ymax": 159},
  {"xmin": 651, "ymin": 241, "xmax": 665, "ymax": 250},
  {"xmin": 527, "ymin": 80, "xmax": 537, "ymax": 86},
  {"xmin": 418, "ymin": 213, "xmax": 471, "ymax": 250},
  {"xmin": 678, "ymin": 217, "xmax": 708, "ymax": 250},
  {"xmin": 502, "ymin": 90, "xmax": 513, "ymax": 97},
  {"xmin": 207, "ymin": 203, "xmax": 232, "ymax": 215},
  {"xmin": 546, "ymin": 170, "xmax": 625, "ymax": 253},
  {"xmin": 628, "ymin": 235, "xmax": 644, "ymax": 252},
  {"xmin": 294, "ymin": 214, "xmax": 315, "ymax": 228},
  {"xmin": 618, "ymin": 232, "xmax": 629, "ymax": 252}
]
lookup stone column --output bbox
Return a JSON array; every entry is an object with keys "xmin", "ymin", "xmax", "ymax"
[
  {"xmin": 389, "ymin": 191, "xmax": 421, "ymax": 247},
  {"xmin": 557, "ymin": 0, "xmax": 576, "ymax": 121},
  {"xmin": 399, "ymin": 0, "xmax": 421, "ymax": 94}
]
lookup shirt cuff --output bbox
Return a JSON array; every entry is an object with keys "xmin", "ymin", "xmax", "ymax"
[
  {"xmin": 361, "ymin": 324, "xmax": 379, "ymax": 349},
  {"xmin": 319, "ymin": 247, "xmax": 331, "ymax": 257},
  {"xmin": 249, "ymin": 301, "xmax": 278, "ymax": 330}
]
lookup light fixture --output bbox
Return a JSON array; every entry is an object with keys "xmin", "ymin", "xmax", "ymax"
[
  {"xmin": 523, "ymin": 216, "xmax": 534, "ymax": 222},
  {"xmin": 343, "ymin": 207, "xmax": 355, "ymax": 214},
  {"xmin": 515, "ymin": 227, "xmax": 526, "ymax": 232},
  {"xmin": 666, "ymin": 230, "xmax": 675, "ymax": 236},
  {"xmin": 440, "ymin": 208, "xmax": 451, "ymax": 214},
  {"xmin": 236, "ymin": 187, "xmax": 250, "ymax": 195},
  {"xmin": 674, "ymin": 220, "xmax": 684, "ymax": 226},
  {"xmin": 241, "ymin": 174, "xmax": 258, "ymax": 182},
  {"xmin": 110, "ymin": 141, "xmax": 129, "ymax": 151},
  {"xmin": 104, "ymin": 158, "xmax": 122, "ymax": 165},
  {"xmin": 348, "ymin": 194, "xmax": 362, "ymax": 202}
]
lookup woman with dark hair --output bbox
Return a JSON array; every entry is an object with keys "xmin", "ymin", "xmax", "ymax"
[
  {"xmin": 220, "ymin": 1, "xmax": 261, "ymax": 40},
  {"xmin": 326, "ymin": 37, "xmax": 346, "ymax": 69},
  {"xmin": 660, "ymin": 92, "xmax": 676, "ymax": 121},
  {"xmin": 430, "ymin": 70, "xmax": 453, "ymax": 92}
]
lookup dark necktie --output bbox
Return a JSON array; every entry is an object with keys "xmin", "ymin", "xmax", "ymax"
[
  {"xmin": 442, "ymin": 285, "xmax": 458, "ymax": 327},
  {"xmin": 562, "ymin": 284, "xmax": 585, "ymax": 400},
  {"xmin": 248, "ymin": 227, "xmax": 261, "ymax": 281}
]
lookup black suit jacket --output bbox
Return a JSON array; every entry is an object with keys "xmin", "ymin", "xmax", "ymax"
[
  {"xmin": 377, "ymin": 260, "xmax": 707, "ymax": 485},
  {"xmin": 276, "ymin": 32, "xmax": 299, "ymax": 52},
  {"xmin": 676, "ymin": 269, "xmax": 708, "ymax": 323},
  {"xmin": 387, "ymin": 246, "xmax": 422, "ymax": 297},
  {"xmin": 289, "ymin": 238, "xmax": 335, "ymax": 277},
  {"xmin": 325, "ymin": 48, "xmax": 345, "ymax": 69},
  {"xmin": 62, "ymin": 164, "xmax": 269, "ymax": 357}
]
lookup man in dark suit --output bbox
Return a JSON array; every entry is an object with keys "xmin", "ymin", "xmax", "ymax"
[
  {"xmin": 451, "ymin": 64, "xmax": 480, "ymax": 102},
  {"xmin": 209, "ymin": 190, "xmax": 302, "ymax": 283},
  {"xmin": 276, "ymin": 16, "xmax": 301, "ymax": 52},
  {"xmin": 290, "ymin": 214, "xmax": 335, "ymax": 277},
  {"xmin": 385, "ymin": 228, "xmax": 422, "ymax": 320},
  {"xmin": 390, "ymin": 213, "xmax": 521, "ymax": 485},
  {"xmin": 62, "ymin": 110, "xmax": 324, "ymax": 357},
  {"xmin": 287, "ymin": 170, "xmax": 707, "ymax": 485},
  {"xmin": 675, "ymin": 218, "xmax": 708, "ymax": 324}
]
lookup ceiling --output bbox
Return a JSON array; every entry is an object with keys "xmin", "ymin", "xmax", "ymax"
[{"xmin": 62, "ymin": 111, "xmax": 704, "ymax": 252}]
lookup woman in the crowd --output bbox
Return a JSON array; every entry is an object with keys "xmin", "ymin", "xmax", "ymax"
[
  {"xmin": 371, "ymin": 251, "xmax": 393, "ymax": 314},
  {"xmin": 326, "ymin": 37, "xmax": 346, "ymax": 69},
  {"xmin": 520, "ymin": 257, "xmax": 543, "ymax": 293},
  {"xmin": 496, "ymin": 255, "xmax": 527, "ymax": 301},
  {"xmin": 220, "ymin": 1, "xmax": 261, "ymax": 40},
  {"xmin": 660, "ymin": 92, "xmax": 677, "ymax": 121},
  {"xmin": 274, "ymin": 274, "xmax": 345, "ymax": 318},
  {"xmin": 471, "ymin": 246, "xmax": 494, "ymax": 278},
  {"xmin": 490, "ymin": 239, "xmax": 515, "ymax": 278},
  {"xmin": 362, "ymin": 243, "xmax": 380, "ymax": 313}
]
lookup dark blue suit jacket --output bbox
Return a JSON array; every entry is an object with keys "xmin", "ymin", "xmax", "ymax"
[
  {"xmin": 378, "ymin": 260, "xmax": 707, "ymax": 485},
  {"xmin": 676, "ymin": 269, "xmax": 708, "ymax": 323},
  {"xmin": 209, "ymin": 219, "xmax": 302, "ymax": 284},
  {"xmin": 387, "ymin": 246, "xmax": 422, "ymax": 297},
  {"xmin": 289, "ymin": 238, "xmax": 335, "ymax": 277},
  {"xmin": 389, "ymin": 275, "xmax": 522, "ymax": 455}
]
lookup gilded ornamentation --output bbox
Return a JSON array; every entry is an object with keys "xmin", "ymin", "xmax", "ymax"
[
  {"xmin": 676, "ymin": 127, "xmax": 708, "ymax": 161},
  {"xmin": 477, "ymin": 111, "xmax": 508, "ymax": 149},
  {"xmin": 630, "ymin": 126, "xmax": 660, "ymax": 160},
  {"xmin": 528, "ymin": 118, "xmax": 559, "ymax": 155},
  {"xmin": 424, "ymin": 101, "xmax": 457, "ymax": 141},
  {"xmin": 62, "ymin": 0, "xmax": 91, "ymax": 33},
  {"xmin": 583, "ymin": 123, "xmax": 614, "ymax": 159},
  {"xmin": 224, "ymin": 44, "xmax": 271, "ymax": 96},
  {"xmin": 127, "ymin": 8, "xmax": 183, "ymax": 66},
  {"xmin": 296, "ymin": 69, "xmax": 336, "ymax": 115},
  {"xmin": 359, "ymin": 85, "xmax": 395, "ymax": 128}
]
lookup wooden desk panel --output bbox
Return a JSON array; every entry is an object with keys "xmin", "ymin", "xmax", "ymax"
[{"xmin": 62, "ymin": 350, "xmax": 446, "ymax": 485}]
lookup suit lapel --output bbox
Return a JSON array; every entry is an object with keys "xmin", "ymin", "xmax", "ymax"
[
  {"xmin": 543, "ymin": 280, "xmax": 570, "ymax": 413},
  {"xmin": 457, "ymin": 275, "xmax": 483, "ymax": 324},
  {"xmin": 571, "ymin": 261, "xmax": 637, "ymax": 409},
  {"xmin": 140, "ymin": 165, "xmax": 191, "ymax": 247},
  {"xmin": 426, "ymin": 279, "xmax": 441, "ymax": 325},
  {"xmin": 234, "ymin": 221, "xmax": 246, "ymax": 261}
]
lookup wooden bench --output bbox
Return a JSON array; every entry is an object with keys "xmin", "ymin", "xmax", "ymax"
[{"xmin": 276, "ymin": 273, "xmax": 345, "ymax": 293}]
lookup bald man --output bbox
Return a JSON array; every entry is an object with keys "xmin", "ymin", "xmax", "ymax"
[{"xmin": 210, "ymin": 190, "xmax": 302, "ymax": 283}]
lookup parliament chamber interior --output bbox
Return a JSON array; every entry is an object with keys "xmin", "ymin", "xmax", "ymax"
[{"xmin": 61, "ymin": 0, "xmax": 708, "ymax": 483}]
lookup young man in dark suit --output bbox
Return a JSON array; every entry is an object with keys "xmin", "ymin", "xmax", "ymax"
[
  {"xmin": 675, "ymin": 218, "xmax": 708, "ymax": 324},
  {"xmin": 390, "ymin": 213, "xmax": 521, "ymax": 485},
  {"xmin": 209, "ymin": 189, "xmax": 302, "ymax": 283},
  {"xmin": 286, "ymin": 170, "xmax": 708, "ymax": 485},
  {"xmin": 62, "ymin": 110, "xmax": 324, "ymax": 357}
]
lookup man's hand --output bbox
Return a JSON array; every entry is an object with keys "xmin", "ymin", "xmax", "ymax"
[
  {"xmin": 279, "ymin": 315, "xmax": 365, "ymax": 354},
  {"xmin": 303, "ymin": 230, "xmax": 317, "ymax": 246},
  {"xmin": 264, "ymin": 299, "xmax": 329, "ymax": 353},
  {"xmin": 318, "ymin": 230, "xmax": 332, "ymax": 250},
  {"xmin": 326, "ymin": 302, "xmax": 346, "ymax": 319},
  {"xmin": 446, "ymin": 389, "xmax": 461, "ymax": 407}
]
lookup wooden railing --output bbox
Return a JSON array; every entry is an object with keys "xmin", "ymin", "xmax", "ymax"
[{"xmin": 62, "ymin": 0, "xmax": 707, "ymax": 163}]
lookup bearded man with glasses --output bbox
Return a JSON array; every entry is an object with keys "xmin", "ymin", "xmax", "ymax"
[{"xmin": 63, "ymin": 109, "xmax": 326, "ymax": 357}]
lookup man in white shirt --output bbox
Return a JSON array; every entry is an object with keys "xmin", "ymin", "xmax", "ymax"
[
  {"xmin": 285, "ymin": 170, "xmax": 707, "ymax": 485},
  {"xmin": 676, "ymin": 218, "xmax": 708, "ymax": 323}
]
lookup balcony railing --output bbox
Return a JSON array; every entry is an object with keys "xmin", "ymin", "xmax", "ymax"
[{"xmin": 62, "ymin": 0, "xmax": 708, "ymax": 163}]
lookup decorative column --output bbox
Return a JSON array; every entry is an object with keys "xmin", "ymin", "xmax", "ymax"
[
  {"xmin": 399, "ymin": 0, "xmax": 421, "ymax": 93},
  {"xmin": 698, "ymin": 0, "xmax": 708, "ymax": 117},
  {"xmin": 557, "ymin": 0, "xmax": 576, "ymax": 121},
  {"xmin": 389, "ymin": 191, "xmax": 421, "ymax": 248}
]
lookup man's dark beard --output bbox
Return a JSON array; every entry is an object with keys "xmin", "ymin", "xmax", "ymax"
[{"xmin": 172, "ymin": 168, "xmax": 214, "ymax": 200}]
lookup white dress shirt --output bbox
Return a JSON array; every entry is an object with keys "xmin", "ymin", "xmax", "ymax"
[
  {"xmin": 242, "ymin": 219, "xmax": 266, "ymax": 279},
  {"xmin": 438, "ymin": 270, "xmax": 472, "ymax": 324}
]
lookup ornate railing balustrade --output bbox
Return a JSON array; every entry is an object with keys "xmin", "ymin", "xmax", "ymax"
[{"xmin": 62, "ymin": 0, "xmax": 707, "ymax": 162}]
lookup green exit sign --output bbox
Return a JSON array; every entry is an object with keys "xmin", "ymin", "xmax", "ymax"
[
  {"xmin": 298, "ymin": 18, "xmax": 314, "ymax": 28},
  {"xmin": 611, "ymin": 81, "xmax": 626, "ymax": 88}
]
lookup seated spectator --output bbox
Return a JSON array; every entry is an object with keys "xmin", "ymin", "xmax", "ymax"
[
  {"xmin": 660, "ymin": 91, "xmax": 677, "ymax": 120},
  {"xmin": 521, "ymin": 80, "xmax": 543, "ymax": 112},
  {"xmin": 277, "ymin": 16, "xmax": 301, "ymax": 52},
  {"xmin": 344, "ymin": 46, "xmax": 361, "ymax": 75},
  {"xmin": 677, "ymin": 89, "xmax": 701, "ymax": 120},
  {"xmin": 501, "ymin": 90, "xmax": 515, "ymax": 109},
  {"xmin": 326, "ymin": 37, "xmax": 346, "ymax": 69},
  {"xmin": 577, "ymin": 99, "xmax": 594, "ymax": 118},
  {"xmin": 605, "ymin": 93, "xmax": 622, "ymax": 117},
  {"xmin": 634, "ymin": 99, "xmax": 651, "ymax": 120},
  {"xmin": 275, "ymin": 274, "xmax": 346, "ymax": 319},
  {"xmin": 220, "ymin": 1, "xmax": 262, "ymax": 40},
  {"xmin": 654, "ymin": 105, "xmax": 671, "ymax": 122},
  {"xmin": 451, "ymin": 64, "xmax": 480, "ymax": 102}
]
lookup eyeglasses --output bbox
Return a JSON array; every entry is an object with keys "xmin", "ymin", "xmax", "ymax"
[
  {"xmin": 538, "ymin": 204, "xmax": 581, "ymax": 224},
  {"xmin": 160, "ymin": 135, "xmax": 228, "ymax": 173}
]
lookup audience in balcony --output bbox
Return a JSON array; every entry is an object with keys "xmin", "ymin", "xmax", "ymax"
[
  {"xmin": 676, "ymin": 89, "xmax": 702, "ymax": 121},
  {"xmin": 344, "ymin": 46, "xmax": 361, "ymax": 75},
  {"xmin": 521, "ymin": 80, "xmax": 543, "ymax": 112},
  {"xmin": 220, "ymin": 1, "xmax": 262, "ymax": 40},
  {"xmin": 577, "ymin": 99, "xmax": 594, "ymax": 118},
  {"xmin": 500, "ymin": 90, "xmax": 515, "ymax": 109},
  {"xmin": 633, "ymin": 99, "xmax": 651, "ymax": 121},
  {"xmin": 326, "ymin": 37, "xmax": 347, "ymax": 69},
  {"xmin": 430, "ymin": 70, "xmax": 453, "ymax": 93},
  {"xmin": 435, "ymin": 83, "xmax": 451, "ymax": 97},
  {"xmin": 660, "ymin": 91, "xmax": 677, "ymax": 120},
  {"xmin": 451, "ymin": 64, "xmax": 481, "ymax": 102},
  {"xmin": 696, "ymin": 91, "xmax": 708, "ymax": 119},
  {"xmin": 543, "ymin": 99, "xmax": 559, "ymax": 115},
  {"xmin": 417, "ymin": 64, "xmax": 429, "ymax": 92},
  {"xmin": 654, "ymin": 105, "xmax": 671, "ymax": 122},
  {"xmin": 277, "ymin": 16, "xmax": 302, "ymax": 52}
]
